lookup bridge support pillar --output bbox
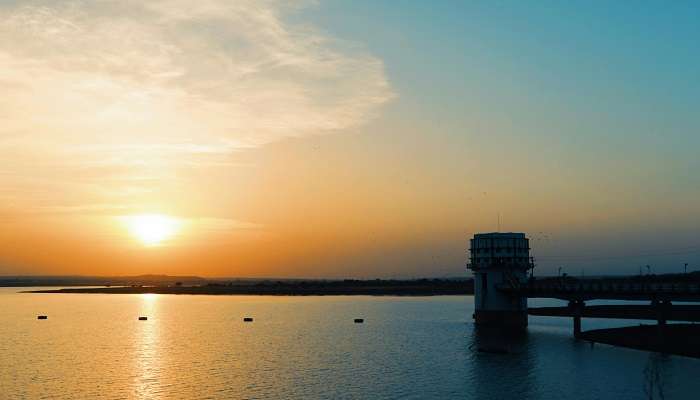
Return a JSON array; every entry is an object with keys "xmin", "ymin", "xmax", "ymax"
[
  {"xmin": 655, "ymin": 300, "xmax": 671, "ymax": 328},
  {"xmin": 569, "ymin": 300, "xmax": 585, "ymax": 339}
]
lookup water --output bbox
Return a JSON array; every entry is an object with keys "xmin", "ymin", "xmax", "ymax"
[{"xmin": 1, "ymin": 288, "xmax": 699, "ymax": 399}]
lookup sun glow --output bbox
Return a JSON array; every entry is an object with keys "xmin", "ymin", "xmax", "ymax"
[{"xmin": 122, "ymin": 214, "xmax": 182, "ymax": 246}]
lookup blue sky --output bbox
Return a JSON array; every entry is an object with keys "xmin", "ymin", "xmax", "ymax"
[{"xmin": 299, "ymin": 0, "xmax": 700, "ymax": 275}]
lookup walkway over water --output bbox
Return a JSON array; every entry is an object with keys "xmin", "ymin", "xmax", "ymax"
[
  {"xmin": 528, "ymin": 304, "xmax": 700, "ymax": 322},
  {"xmin": 498, "ymin": 278, "xmax": 700, "ymax": 302},
  {"xmin": 496, "ymin": 277, "xmax": 700, "ymax": 340}
]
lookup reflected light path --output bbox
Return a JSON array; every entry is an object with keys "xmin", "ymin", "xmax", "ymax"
[{"xmin": 133, "ymin": 294, "xmax": 162, "ymax": 398}]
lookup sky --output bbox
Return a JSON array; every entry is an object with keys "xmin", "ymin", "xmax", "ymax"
[{"xmin": 1, "ymin": 0, "xmax": 699, "ymax": 278}]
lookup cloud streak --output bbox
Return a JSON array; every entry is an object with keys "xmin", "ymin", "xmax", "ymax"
[
  {"xmin": 0, "ymin": 0, "xmax": 393, "ymax": 144},
  {"xmin": 0, "ymin": 0, "xmax": 393, "ymax": 215}
]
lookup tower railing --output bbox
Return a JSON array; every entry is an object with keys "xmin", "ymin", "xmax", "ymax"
[{"xmin": 466, "ymin": 258, "xmax": 534, "ymax": 271}]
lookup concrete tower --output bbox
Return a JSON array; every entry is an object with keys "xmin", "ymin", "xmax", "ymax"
[{"xmin": 468, "ymin": 232, "xmax": 533, "ymax": 328}]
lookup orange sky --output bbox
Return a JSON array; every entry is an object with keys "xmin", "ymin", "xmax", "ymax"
[{"xmin": 2, "ymin": 1, "xmax": 700, "ymax": 277}]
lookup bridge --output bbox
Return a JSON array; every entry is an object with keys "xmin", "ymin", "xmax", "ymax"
[{"xmin": 498, "ymin": 277, "xmax": 700, "ymax": 337}]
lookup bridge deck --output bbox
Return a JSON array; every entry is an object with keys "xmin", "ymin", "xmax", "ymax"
[
  {"xmin": 528, "ymin": 304, "xmax": 700, "ymax": 322},
  {"xmin": 499, "ymin": 280, "xmax": 700, "ymax": 302}
]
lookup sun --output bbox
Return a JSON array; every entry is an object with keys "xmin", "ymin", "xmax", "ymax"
[{"xmin": 121, "ymin": 214, "xmax": 182, "ymax": 246}]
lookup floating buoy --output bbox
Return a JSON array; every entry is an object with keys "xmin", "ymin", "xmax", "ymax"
[
  {"xmin": 477, "ymin": 347, "xmax": 509, "ymax": 355},
  {"xmin": 243, "ymin": 317, "xmax": 253, "ymax": 322},
  {"xmin": 354, "ymin": 318, "xmax": 364, "ymax": 323},
  {"xmin": 37, "ymin": 315, "xmax": 48, "ymax": 320},
  {"xmin": 138, "ymin": 316, "xmax": 148, "ymax": 321}
]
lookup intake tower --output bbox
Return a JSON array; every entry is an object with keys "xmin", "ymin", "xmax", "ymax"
[{"xmin": 468, "ymin": 232, "xmax": 533, "ymax": 328}]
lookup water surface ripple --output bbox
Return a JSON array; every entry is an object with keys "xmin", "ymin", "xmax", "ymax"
[{"xmin": 1, "ymin": 289, "xmax": 698, "ymax": 399}]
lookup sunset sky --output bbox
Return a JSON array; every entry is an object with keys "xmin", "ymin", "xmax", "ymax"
[{"xmin": 1, "ymin": 0, "xmax": 699, "ymax": 278}]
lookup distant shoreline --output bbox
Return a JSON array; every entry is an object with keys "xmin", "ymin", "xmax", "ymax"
[{"xmin": 24, "ymin": 280, "xmax": 473, "ymax": 296}]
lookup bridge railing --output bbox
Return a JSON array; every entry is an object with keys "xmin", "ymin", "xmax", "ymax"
[{"xmin": 499, "ymin": 280, "xmax": 700, "ymax": 296}]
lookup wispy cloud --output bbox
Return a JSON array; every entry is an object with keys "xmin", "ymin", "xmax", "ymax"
[
  {"xmin": 0, "ymin": 0, "xmax": 393, "ymax": 147},
  {"xmin": 0, "ymin": 0, "xmax": 393, "ymax": 215}
]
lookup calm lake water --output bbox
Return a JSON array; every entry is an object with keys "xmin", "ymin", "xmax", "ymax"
[{"xmin": 1, "ymin": 288, "xmax": 699, "ymax": 399}]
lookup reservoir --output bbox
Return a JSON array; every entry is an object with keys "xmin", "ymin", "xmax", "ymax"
[{"xmin": 1, "ymin": 288, "xmax": 698, "ymax": 399}]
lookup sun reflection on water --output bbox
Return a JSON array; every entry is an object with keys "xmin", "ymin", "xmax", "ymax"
[
  {"xmin": 133, "ymin": 293, "xmax": 161, "ymax": 398},
  {"xmin": 142, "ymin": 293, "xmax": 157, "ymax": 301}
]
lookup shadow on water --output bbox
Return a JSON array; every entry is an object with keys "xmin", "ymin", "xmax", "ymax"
[
  {"xmin": 643, "ymin": 353, "xmax": 669, "ymax": 400},
  {"xmin": 464, "ymin": 323, "xmax": 684, "ymax": 400},
  {"xmin": 467, "ymin": 326, "xmax": 538, "ymax": 400}
]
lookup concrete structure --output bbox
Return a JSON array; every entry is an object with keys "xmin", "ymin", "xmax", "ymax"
[
  {"xmin": 467, "ymin": 232, "xmax": 533, "ymax": 328},
  {"xmin": 467, "ymin": 231, "xmax": 700, "ymax": 346},
  {"xmin": 502, "ymin": 278, "xmax": 700, "ymax": 337}
]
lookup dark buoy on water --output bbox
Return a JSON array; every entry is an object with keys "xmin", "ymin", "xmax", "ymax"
[
  {"xmin": 354, "ymin": 318, "xmax": 364, "ymax": 323},
  {"xmin": 243, "ymin": 317, "xmax": 253, "ymax": 322},
  {"xmin": 138, "ymin": 316, "xmax": 148, "ymax": 321},
  {"xmin": 37, "ymin": 315, "xmax": 48, "ymax": 320},
  {"xmin": 477, "ymin": 347, "xmax": 509, "ymax": 355}
]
